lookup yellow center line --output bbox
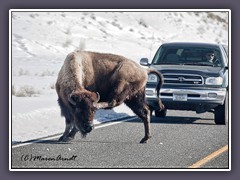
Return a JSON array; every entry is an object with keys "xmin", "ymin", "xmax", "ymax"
[{"xmin": 189, "ymin": 145, "xmax": 228, "ymax": 168}]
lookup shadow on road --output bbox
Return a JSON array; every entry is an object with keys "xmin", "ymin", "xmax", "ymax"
[
  {"xmin": 33, "ymin": 139, "xmax": 72, "ymax": 145},
  {"xmin": 124, "ymin": 115, "xmax": 215, "ymax": 125},
  {"xmin": 31, "ymin": 138, "xmax": 138, "ymax": 145},
  {"xmin": 150, "ymin": 116, "xmax": 215, "ymax": 125}
]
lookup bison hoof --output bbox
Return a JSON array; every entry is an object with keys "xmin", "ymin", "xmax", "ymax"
[
  {"xmin": 58, "ymin": 135, "xmax": 74, "ymax": 142},
  {"xmin": 109, "ymin": 100, "xmax": 117, "ymax": 107},
  {"xmin": 93, "ymin": 102, "xmax": 100, "ymax": 109},
  {"xmin": 160, "ymin": 103, "xmax": 165, "ymax": 110},
  {"xmin": 140, "ymin": 136, "xmax": 151, "ymax": 143}
]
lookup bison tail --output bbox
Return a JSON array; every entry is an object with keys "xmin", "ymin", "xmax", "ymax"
[{"xmin": 147, "ymin": 69, "xmax": 164, "ymax": 110}]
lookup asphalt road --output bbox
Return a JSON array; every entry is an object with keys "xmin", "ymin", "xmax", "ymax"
[{"xmin": 11, "ymin": 110, "xmax": 229, "ymax": 170}]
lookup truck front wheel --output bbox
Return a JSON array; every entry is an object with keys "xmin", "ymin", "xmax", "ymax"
[
  {"xmin": 155, "ymin": 108, "xmax": 167, "ymax": 118},
  {"xmin": 214, "ymin": 92, "xmax": 228, "ymax": 125}
]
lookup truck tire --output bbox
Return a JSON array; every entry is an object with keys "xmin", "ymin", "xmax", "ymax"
[
  {"xmin": 155, "ymin": 108, "xmax": 167, "ymax": 118},
  {"xmin": 214, "ymin": 92, "xmax": 228, "ymax": 125}
]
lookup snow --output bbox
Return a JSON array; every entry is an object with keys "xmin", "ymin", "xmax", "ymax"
[
  {"xmin": 10, "ymin": 10, "xmax": 228, "ymax": 143},
  {"xmin": 12, "ymin": 95, "xmax": 134, "ymax": 142}
]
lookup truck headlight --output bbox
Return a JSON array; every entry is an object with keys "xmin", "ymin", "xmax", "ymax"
[
  {"xmin": 148, "ymin": 73, "xmax": 158, "ymax": 83},
  {"xmin": 205, "ymin": 77, "xmax": 223, "ymax": 85}
]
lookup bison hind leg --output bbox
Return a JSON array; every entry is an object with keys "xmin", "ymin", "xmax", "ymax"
[
  {"xmin": 124, "ymin": 90, "xmax": 151, "ymax": 143},
  {"xmin": 139, "ymin": 134, "xmax": 152, "ymax": 144}
]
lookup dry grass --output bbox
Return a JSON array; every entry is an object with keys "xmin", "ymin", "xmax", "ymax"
[{"xmin": 12, "ymin": 85, "xmax": 41, "ymax": 97}]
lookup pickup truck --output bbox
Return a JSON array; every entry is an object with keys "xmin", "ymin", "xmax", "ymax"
[{"xmin": 140, "ymin": 42, "xmax": 228, "ymax": 124}]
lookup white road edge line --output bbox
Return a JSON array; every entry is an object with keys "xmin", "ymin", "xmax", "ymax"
[{"xmin": 12, "ymin": 117, "xmax": 137, "ymax": 148}]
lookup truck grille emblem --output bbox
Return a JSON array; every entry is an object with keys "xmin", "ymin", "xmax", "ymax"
[{"xmin": 178, "ymin": 77, "xmax": 184, "ymax": 82}]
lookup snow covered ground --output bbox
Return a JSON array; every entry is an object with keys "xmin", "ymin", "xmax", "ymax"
[{"xmin": 10, "ymin": 10, "xmax": 229, "ymax": 143}]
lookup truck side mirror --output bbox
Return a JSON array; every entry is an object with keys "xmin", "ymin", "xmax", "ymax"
[{"xmin": 140, "ymin": 58, "xmax": 150, "ymax": 66}]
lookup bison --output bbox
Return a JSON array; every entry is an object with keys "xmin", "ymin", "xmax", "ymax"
[{"xmin": 55, "ymin": 50, "xmax": 164, "ymax": 143}]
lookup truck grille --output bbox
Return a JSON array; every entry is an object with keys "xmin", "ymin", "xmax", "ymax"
[{"xmin": 163, "ymin": 73, "xmax": 203, "ymax": 85}]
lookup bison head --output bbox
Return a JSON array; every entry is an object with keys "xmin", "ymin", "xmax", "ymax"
[{"xmin": 68, "ymin": 90, "xmax": 100, "ymax": 135}]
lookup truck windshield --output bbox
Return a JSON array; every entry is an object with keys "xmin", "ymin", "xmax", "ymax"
[{"xmin": 152, "ymin": 45, "xmax": 223, "ymax": 67}]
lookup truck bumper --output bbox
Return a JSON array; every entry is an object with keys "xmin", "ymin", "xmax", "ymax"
[{"xmin": 146, "ymin": 87, "xmax": 227, "ymax": 113}]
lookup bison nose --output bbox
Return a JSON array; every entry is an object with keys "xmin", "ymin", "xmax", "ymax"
[{"xmin": 84, "ymin": 123, "xmax": 94, "ymax": 133}]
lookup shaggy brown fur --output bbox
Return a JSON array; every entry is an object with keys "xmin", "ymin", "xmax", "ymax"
[{"xmin": 56, "ymin": 50, "xmax": 164, "ymax": 143}]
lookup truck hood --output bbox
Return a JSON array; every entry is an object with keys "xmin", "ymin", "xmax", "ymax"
[{"xmin": 150, "ymin": 64, "xmax": 225, "ymax": 77}]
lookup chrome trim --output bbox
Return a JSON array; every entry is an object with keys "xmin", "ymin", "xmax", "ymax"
[
  {"xmin": 163, "ymin": 73, "xmax": 204, "ymax": 85},
  {"xmin": 145, "ymin": 87, "xmax": 227, "ymax": 105}
]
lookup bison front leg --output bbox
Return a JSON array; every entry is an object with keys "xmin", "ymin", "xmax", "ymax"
[
  {"xmin": 59, "ymin": 118, "xmax": 78, "ymax": 142},
  {"xmin": 93, "ymin": 80, "xmax": 130, "ymax": 109},
  {"xmin": 93, "ymin": 100, "xmax": 117, "ymax": 109}
]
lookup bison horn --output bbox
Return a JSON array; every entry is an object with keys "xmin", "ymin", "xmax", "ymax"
[
  {"xmin": 95, "ymin": 92, "xmax": 100, "ymax": 103},
  {"xmin": 68, "ymin": 94, "xmax": 76, "ymax": 106}
]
